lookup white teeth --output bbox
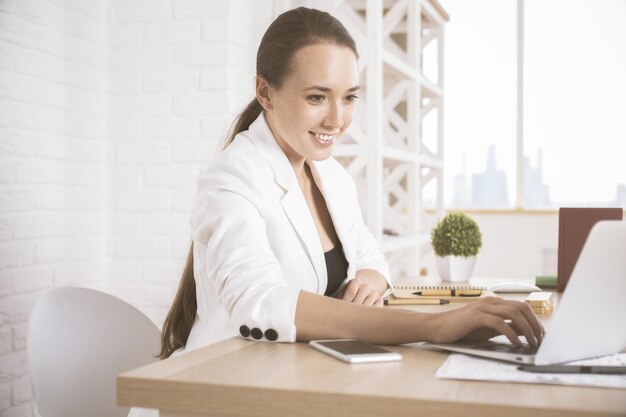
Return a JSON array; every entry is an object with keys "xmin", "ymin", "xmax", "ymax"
[{"xmin": 312, "ymin": 132, "xmax": 336, "ymax": 142}]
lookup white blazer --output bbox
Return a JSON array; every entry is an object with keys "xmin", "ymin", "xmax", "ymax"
[{"xmin": 182, "ymin": 113, "xmax": 391, "ymax": 352}]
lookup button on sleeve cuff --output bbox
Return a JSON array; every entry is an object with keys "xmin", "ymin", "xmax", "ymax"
[{"xmin": 233, "ymin": 286, "xmax": 300, "ymax": 343}]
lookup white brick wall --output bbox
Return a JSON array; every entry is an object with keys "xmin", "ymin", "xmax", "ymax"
[
  {"xmin": 107, "ymin": 0, "xmax": 272, "ymax": 321},
  {"xmin": 0, "ymin": 0, "xmax": 272, "ymax": 416},
  {"xmin": 0, "ymin": 0, "xmax": 110, "ymax": 414}
]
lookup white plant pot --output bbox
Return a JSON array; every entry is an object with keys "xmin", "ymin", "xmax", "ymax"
[{"xmin": 436, "ymin": 256, "xmax": 476, "ymax": 282}]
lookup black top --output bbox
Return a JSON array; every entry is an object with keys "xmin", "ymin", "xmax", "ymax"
[{"xmin": 324, "ymin": 242, "xmax": 349, "ymax": 296}]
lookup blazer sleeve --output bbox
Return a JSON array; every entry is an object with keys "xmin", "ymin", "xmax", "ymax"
[{"xmin": 191, "ymin": 154, "xmax": 301, "ymax": 343}]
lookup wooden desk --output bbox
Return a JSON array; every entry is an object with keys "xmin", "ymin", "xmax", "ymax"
[{"xmin": 117, "ymin": 291, "xmax": 626, "ymax": 417}]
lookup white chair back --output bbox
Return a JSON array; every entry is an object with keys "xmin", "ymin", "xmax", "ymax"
[{"xmin": 28, "ymin": 287, "xmax": 161, "ymax": 417}]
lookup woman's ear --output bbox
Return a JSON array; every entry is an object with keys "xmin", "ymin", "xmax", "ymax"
[{"xmin": 255, "ymin": 77, "xmax": 273, "ymax": 111}]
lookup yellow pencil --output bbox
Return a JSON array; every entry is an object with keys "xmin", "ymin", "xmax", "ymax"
[{"xmin": 383, "ymin": 298, "xmax": 450, "ymax": 306}]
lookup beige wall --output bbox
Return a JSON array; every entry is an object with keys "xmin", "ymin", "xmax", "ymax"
[{"xmin": 421, "ymin": 212, "xmax": 559, "ymax": 281}]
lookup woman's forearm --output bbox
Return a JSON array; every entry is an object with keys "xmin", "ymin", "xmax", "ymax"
[
  {"xmin": 294, "ymin": 290, "xmax": 435, "ymax": 344},
  {"xmin": 295, "ymin": 291, "xmax": 546, "ymax": 348}
]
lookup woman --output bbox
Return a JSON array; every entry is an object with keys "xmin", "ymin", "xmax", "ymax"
[{"xmin": 159, "ymin": 7, "xmax": 544, "ymax": 360}]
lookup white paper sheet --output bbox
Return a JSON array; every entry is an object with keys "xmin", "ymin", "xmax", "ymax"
[{"xmin": 436, "ymin": 353, "xmax": 626, "ymax": 389}]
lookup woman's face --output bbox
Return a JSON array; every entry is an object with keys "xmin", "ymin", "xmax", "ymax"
[{"xmin": 262, "ymin": 43, "xmax": 360, "ymax": 169}]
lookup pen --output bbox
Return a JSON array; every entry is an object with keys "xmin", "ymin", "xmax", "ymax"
[
  {"xmin": 412, "ymin": 289, "xmax": 482, "ymax": 297},
  {"xmin": 518, "ymin": 365, "xmax": 626, "ymax": 374},
  {"xmin": 384, "ymin": 298, "xmax": 450, "ymax": 306}
]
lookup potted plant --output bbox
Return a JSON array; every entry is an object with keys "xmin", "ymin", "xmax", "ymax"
[{"xmin": 431, "ymin": 212, "xmax": 482, "ymax": 282}]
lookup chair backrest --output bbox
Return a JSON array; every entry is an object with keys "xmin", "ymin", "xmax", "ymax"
[{"xmin": 28, "ymin": 287, "xmax": 161, "ymax": 417}]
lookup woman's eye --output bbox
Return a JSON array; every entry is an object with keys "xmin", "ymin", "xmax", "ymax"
[
  {"xmin": 345, "ymin": 94, "xmax": 359, "ymax": 103},
  {"xmin": 307, "ymin": 95, "xmax": 325, "ymax": 103}
]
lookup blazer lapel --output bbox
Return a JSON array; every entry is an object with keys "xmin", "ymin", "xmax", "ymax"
[
  {"xmin": 279, "ymin": 189, "xmax": 327, "ymax": 291},
  {"xmin": 309, "ymin": 160, "xmax": 357, "ymax": 279},
  {"xmin": 247, "ymin": 115, "xmax": 327, "ymax": 293}
]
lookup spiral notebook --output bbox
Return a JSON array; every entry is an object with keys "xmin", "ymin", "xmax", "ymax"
[{"xmin": 392, "ymin": 284, "xmax": 489, "ymax": 302}]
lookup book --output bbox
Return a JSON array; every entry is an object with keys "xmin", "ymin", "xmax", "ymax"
[
  {"xmin": 392, "ymin": 284, "xmax": 489, "ymax": 303},
  {"xmin": 394, "ymin": 284, "xmax": 487, "ymax": 290},
  {"xmin": 535, "ymin": 275, "xmax": 557, "ymax": 289},
  {"xmin": 557, "ymin": 208, "xmax": 623, "ymax": 292}
]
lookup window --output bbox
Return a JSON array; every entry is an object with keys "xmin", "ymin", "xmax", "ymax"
[
  {"xmin": 524, "ymin": 0, "xmax": 626, "ymax": 208},
  {"xmin": 444, "ymin": 0, "xmax": 626, "ymax": 209},
  {"xmin": 444, "ymin": 0, "xmax": 517, "ymax": 208}
]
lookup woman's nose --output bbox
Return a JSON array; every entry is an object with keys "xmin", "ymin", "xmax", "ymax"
[{"xmin": 323, "ymin": 101, "xmax": 343, "ymax": 129}]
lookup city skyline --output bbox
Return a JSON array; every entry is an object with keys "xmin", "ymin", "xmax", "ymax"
[{"xmin": 448, "ymin": 144, "xmax": 624, "ymax": 209}]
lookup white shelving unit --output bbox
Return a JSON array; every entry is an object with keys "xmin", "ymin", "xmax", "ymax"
[{"xmin": 276, "ymin": 0, "xmax": 448, "ymax": 279}]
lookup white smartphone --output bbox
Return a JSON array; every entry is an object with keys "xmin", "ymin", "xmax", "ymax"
[{"xmin": 309, "ymin": 339, "xmax": 402, "ymax": 364}]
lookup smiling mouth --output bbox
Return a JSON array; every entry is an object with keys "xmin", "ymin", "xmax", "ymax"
[{"xmin": 309, "ymin": 131, "xmax": 337, "ymax": 145}]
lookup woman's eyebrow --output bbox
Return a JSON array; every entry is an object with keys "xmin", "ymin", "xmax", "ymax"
[{"xmin": 302, "ymin": 85, "xmax": 360, "ymax": 92}]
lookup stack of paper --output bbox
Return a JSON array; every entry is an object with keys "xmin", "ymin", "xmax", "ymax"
[{"xmin": 436, "ymin": 353, "xmax": 626, "ymax": 389}]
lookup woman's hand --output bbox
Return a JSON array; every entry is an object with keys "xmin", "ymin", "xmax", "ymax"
[
  {"xmin": 336, "ymin": 278, "xmax": 384, "ymax": 308},
  {"xmin": 429, "ymin": 297, "xmax": 545, "ymax": 346}
]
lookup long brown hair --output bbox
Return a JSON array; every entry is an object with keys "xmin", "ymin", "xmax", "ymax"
[{"xmin": 159, "ymin": 7, "xmax": 359, "ymax": 359}]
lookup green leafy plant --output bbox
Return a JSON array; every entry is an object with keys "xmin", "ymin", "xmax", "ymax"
[{"xmin": 431, "ymin": 212, "xmax": 482, "ymax": 258}]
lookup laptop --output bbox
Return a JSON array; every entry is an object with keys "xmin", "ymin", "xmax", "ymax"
[{"xmin": 423, "ymin": 220, "xmax": 626, "ymax": 365}]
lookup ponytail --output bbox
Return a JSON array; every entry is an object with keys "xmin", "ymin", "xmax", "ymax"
[
  {"xmin": 158, "ymin": 98, "xmax": 262, "ymax": 359},
  {"xmin": 159, "ymin": 243, "xmax": 196, "ymax": 359},
  {"xmin": 224, "ymin": 97, "xmax": 264, "ymax": 149},
  {"xmin": 158, "ymin": 99, "xmax": 262, "ymax": 359}
]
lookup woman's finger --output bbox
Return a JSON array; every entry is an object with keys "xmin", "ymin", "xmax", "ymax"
[
  {"xmin": 477, "ymin": 314, "xmax": 522, "ymax": 346},
  {"xmin": 361, "ymin": 292, "xmax": 379, "ymax": 307},
  {"xmin": 478, "ymin": 301, "xmax": 539, "ymax": 346},
  {"xmin": 513, "ymin": 300, "xmax": 545, "ymax": 344},
  {"xmin": 498, "ymin": 298, "xmax": 544, "ymax": 344},
  {"xmin": 351, "ymin": 283, "xmax": 371, "ymax": 305},
  {"xmin": 341, "ymin": 280, "xmax": 359, "ymax": 302}
]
